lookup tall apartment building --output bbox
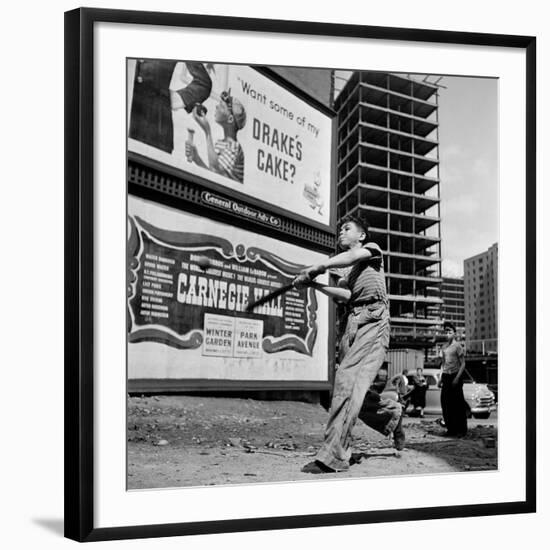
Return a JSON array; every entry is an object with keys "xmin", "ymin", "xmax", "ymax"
[
  {"xmin": 441, "ymin": 277, "xmax": 465, "ymax": 338},
  {"xmin": 335, "ymin": 72, "xmax": 443, "ymax": 347},
  {"xmin": 464, "ymin": 243, "xmax": 498, "ymax": 353}
]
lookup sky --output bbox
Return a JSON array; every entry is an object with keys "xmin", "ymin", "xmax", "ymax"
[{"xmin": 437, "ymin": 76, "xmax": 499, "ymax": 277}]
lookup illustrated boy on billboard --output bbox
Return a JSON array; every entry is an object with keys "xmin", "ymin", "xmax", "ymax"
[{"xmin": 185, "ymin": 89, "xmax": 247, "ymax": 183}]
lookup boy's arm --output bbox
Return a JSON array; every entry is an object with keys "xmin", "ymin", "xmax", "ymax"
[
  {"xmin": 192, "ymin": 110, "xmax": 224, "ymax": 174},
  {"xmin": 186, "ymin": 144, "xmax": 208, "ymax": 169},
  {"xmin": 437, "ymin": 350, "xmax": 444, "ymax": 387},
  {"xmin": 453, "ymin": 347, "xmax": 467, "ymax": 385},
  {"xmin": 307, "ymin": 280, "xmax": 351, "ymax": 303},
  {"xmin": 199, "ymin": 129, "xmax": 223, "ymax": 173},
  {"xmin": 296, "ymin": 246, "xmax": 376, "ymax": 283}
]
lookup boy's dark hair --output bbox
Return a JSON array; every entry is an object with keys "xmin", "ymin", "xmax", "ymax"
[
  {"xmin": 443, "ymin": 321, "xmax": 457, "ymax": 332},
  {"xmin": 340, "ymin": 213, "xmax": 370, "ymax": 243}
]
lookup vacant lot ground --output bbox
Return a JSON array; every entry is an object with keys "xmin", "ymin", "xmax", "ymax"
[{"xmin": 128, "ymin": 395, "xmax": 497, "ymax": 489}]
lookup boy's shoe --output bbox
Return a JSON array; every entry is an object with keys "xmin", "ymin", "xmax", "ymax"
[{"xmin": 301, "ymin": 460, "xmax": 336, "ymax": 474}]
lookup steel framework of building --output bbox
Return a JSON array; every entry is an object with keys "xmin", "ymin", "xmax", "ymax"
[{"xmin": 335, "ymin": 72, "xmax": 443, "ymax": 347}]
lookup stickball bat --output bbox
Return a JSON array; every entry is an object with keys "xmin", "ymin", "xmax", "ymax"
[
  {"xmin": 195, "ymin": 256, "xmax": 309, "ymax": 312},
  {"xmin": 245, "ymin": 282, "xmax": 296, "ymax": 312},
  {"xmin": 245, "ymin": 266, "xmax": 325, "ymax": 312}
]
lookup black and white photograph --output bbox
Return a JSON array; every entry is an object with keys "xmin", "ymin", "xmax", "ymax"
[
  {"xmin": 58, "ymin": 5, "xmax": 537, "ymax": 543},
  {"xmin": 126, "ymin": 60, "xmax": 499, "ymax": 489},
  {"xmin": 1, "ymin": 0, "xmax": 545, "ymax": 547}
]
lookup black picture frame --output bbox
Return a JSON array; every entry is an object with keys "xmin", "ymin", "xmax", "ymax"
[{"xmin": 65, "ymin": 7, "xmax": 536, "ymax": 543}]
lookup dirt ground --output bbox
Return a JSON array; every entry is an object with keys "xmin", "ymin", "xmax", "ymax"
[{"xmin": 127, "ymin": 395, "xmax": 498, "ymax": 490}]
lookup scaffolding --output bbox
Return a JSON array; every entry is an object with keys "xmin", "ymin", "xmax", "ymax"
[{"xmin": 335, "ymin": 72, "xmax": 443, "ymax": 347}]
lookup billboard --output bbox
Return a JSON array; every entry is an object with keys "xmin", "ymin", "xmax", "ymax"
[
  {"xmin": 128, "ymin": 196, "xmax": 331, "ymax": 382},
  {"xmin": 127, "ymin": 60, "xmax": 333, "ymax": 226}
]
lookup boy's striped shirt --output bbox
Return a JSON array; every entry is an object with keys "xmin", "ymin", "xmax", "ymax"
[
  {"xmin": 215, "ymin": 138, "xmax": 244, "ymax": 182},
  {"xmin": 344, "ymin": 242, "xmax": 388, "ymax": 306}
]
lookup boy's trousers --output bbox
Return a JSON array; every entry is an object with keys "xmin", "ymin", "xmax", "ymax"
[{"xmin": 316, "ymin": 303, "xmax": 397, "ymax": 471}]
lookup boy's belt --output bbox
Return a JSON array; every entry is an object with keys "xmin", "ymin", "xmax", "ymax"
[{"xmin": 348, "ymin": 299, "xmax": 386, "ymax": 314}]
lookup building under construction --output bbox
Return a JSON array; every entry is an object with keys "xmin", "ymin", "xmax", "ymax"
[{"xmin": 334, "ymin": 72, "xmax": 443, "ymax": 348}]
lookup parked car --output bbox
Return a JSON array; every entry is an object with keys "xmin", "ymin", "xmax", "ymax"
[{"xmin": 379, "ymin": 368, "xmax": 496, "ymax": 419}]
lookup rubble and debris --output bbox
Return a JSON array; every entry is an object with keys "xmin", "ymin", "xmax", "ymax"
[{"xmin": 127, "ymin": 395, "xmax": 497, "ymax": 489}]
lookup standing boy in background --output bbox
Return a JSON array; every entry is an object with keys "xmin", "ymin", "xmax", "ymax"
[{"xmin": 438, "ymin": 321, "xmax": 468, "ymax": 437}]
